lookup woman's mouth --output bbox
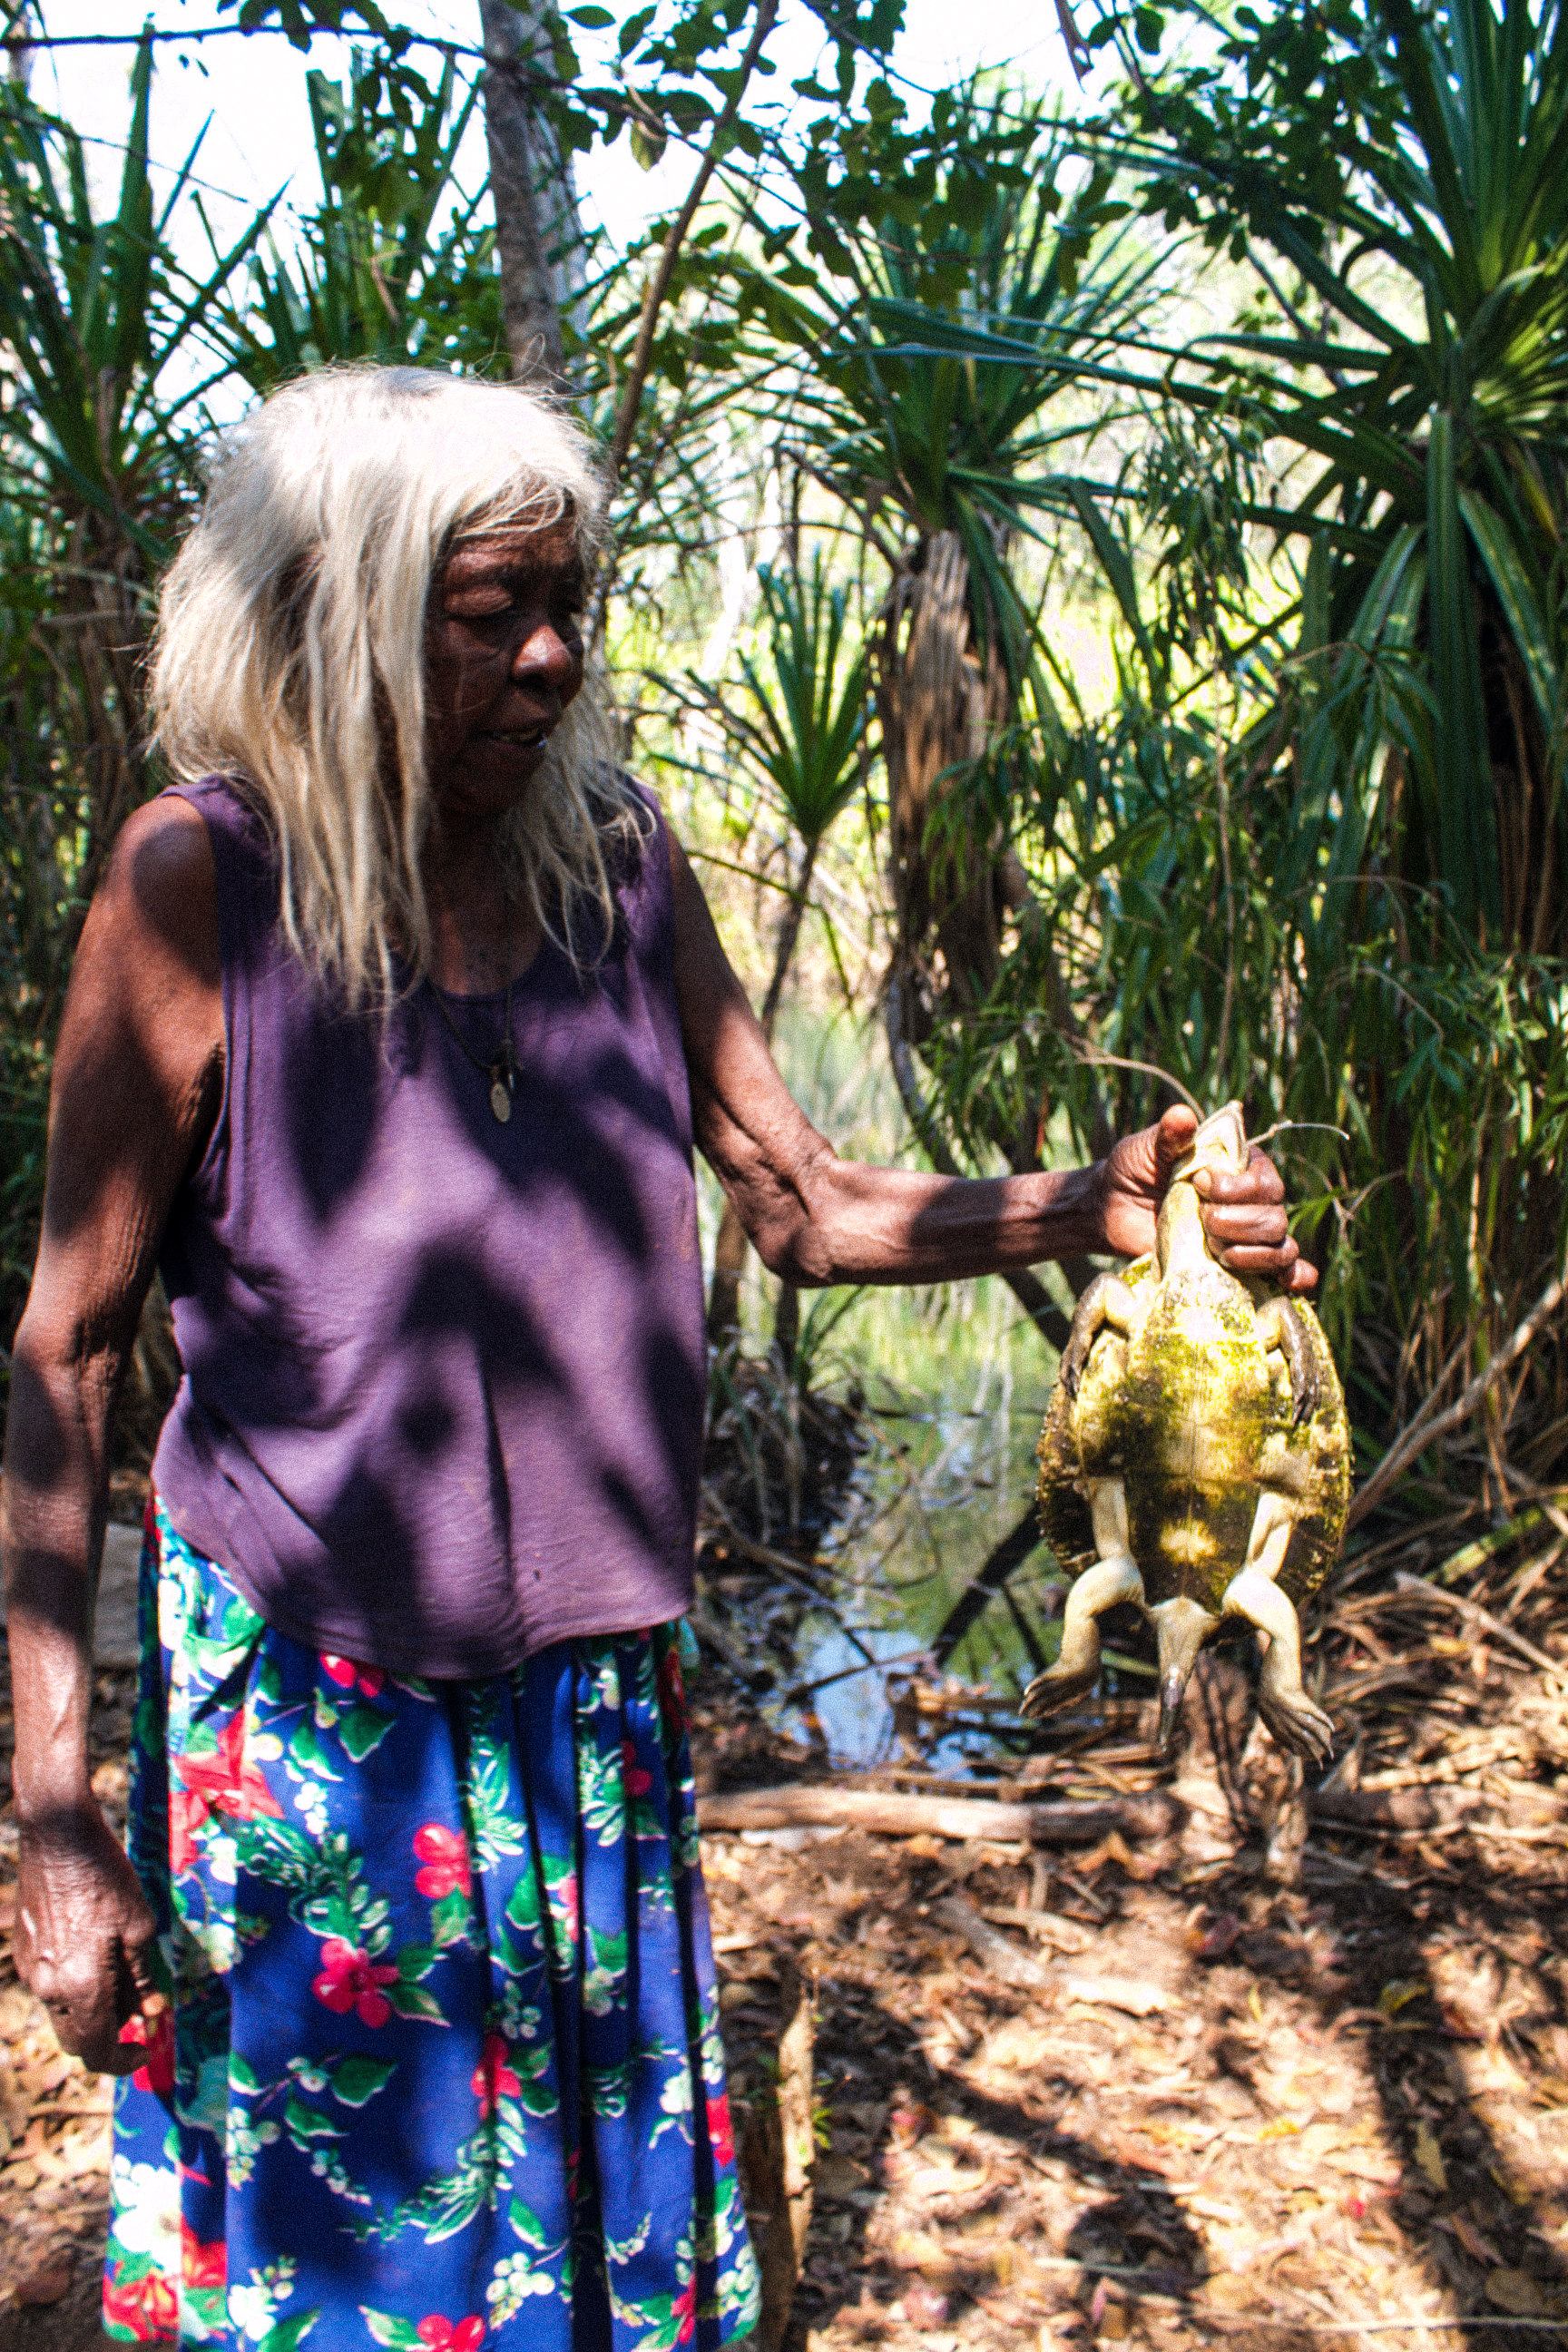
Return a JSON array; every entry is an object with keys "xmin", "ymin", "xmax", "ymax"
[{"xmin": 480, "ymin": 726, "xmax": 551, "ymax": 750}]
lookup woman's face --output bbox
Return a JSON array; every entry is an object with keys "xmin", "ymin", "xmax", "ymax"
[{"xmin": 424, "ymin": 517, "xmax": 587, "ymax": 825}]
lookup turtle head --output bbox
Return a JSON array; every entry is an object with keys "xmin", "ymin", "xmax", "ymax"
[{"xmin": 1156, "ymin": 1100, "xmax": 1250, "ymax": 1276}]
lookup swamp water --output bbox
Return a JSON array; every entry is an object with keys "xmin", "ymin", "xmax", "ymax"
[{"xmin": 693, "ymin": 1004, "xmax": 1148, "ymax": 1774}]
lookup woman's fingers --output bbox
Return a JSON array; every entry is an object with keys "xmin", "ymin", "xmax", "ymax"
[
  {"xmin": 16, "ymin": 1807, "xmax": 161, "ymax": 2075},
  {"xmin": 26, "ymin": 1930, "xmax": 132, "ymax": 2073},
  {"xmin": 1192, "ymin": 1143, "xmax": 1318, "ymax": 1289},
  {"xmin": 1192, "ymin": 1146, "xmax": 1285, "ymax": 1203},
  {"xmin": 1200, "ymin": 1202, "xmax": 1292, "ymax": 1247}
]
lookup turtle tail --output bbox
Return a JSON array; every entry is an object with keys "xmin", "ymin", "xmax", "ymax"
[{"xmin": 1150, "ymin": 1595, "xmax": 1220, "ymax": 1747}]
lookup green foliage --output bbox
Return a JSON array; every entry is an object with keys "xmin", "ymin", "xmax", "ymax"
[
  {"xmin": 678, "ymin": 555, "xmax": 871, "ymax": 851},
  {"xmin": 0, "ymin": 39, "xmax": 261, "ymax": 1350},
  {"xmin": 3, "ymin": 0, "xmax": 1564, "ymax": 1534},
  {"xmin": 214, "ymin": 49, "xmax": 505, "ymax": 385},
  {"xmin": 1091, "ymin": 0, "xmax": 1568, "ymax": 948},
  {"xmin": 749, "ymin": 86, "xmax": 1148, "ymax": 684}
]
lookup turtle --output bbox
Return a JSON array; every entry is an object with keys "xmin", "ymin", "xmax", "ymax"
[{"xmin": 1021, "ymin": 1101, "xmax": 1350, "ymax": 1762}]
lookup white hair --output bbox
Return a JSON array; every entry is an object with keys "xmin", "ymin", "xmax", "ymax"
[{"xmin": 151, "ymin": 366, "xmax": 642, "ymax": 1003}]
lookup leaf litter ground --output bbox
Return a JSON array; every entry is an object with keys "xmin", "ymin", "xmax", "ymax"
[{"xmin": 0, "ymin": 1521, "xmax": 1566, "ymax": 2347}]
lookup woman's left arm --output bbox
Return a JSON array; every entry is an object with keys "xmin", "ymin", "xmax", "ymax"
[{"xmin": 670, "ymin": 833, "xmax": 1314, "ymax": 1290}]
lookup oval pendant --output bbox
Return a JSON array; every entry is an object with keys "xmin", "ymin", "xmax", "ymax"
[{"xmin": 490, "ymin": 1079, "xmax": 513, "ymax": 1123}]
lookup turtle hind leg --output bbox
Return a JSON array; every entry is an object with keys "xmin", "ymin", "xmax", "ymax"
[
  {"xmin": 1220, "ymin": 1492, "xmax": 1334, "ymax": 1764},
  {"xmin": 1022, "ymin": 1480, "xmax": 1145, "ymax": 1720}
]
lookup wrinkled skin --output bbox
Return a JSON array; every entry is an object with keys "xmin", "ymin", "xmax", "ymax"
[{"xmin": 1, "ymin": 521, "xmax": 1313, "ymax": 2072}]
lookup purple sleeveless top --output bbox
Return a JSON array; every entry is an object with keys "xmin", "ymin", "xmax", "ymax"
[{"xmin": 152, "ymin": 775, "xmax": 707, "ymax": 1677}]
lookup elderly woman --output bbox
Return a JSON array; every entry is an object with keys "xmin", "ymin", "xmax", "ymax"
[{"xmin": 2, "ymin": 368, "xmax": 1309, "ymax": 2350}]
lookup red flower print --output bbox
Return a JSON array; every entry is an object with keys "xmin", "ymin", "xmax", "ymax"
[
  {"xmin": 621, "ymin": 1739, "xmax": 653, "ymax": 1798},
  {"xmin": 170, "ymin": 1785, "xmax": 207, "ymax": 1877},
  {"xmin": 413, "ymin": 1822, "xmax": 472, "ymax": 1900},
  {"xmin": 118, "ymin": 2003, "xmax": 175, "ymax": 2096},
  {"xmin": 319, "ymin": 1652, "xmax": 386, "ymax": 1697},
  {"xmin": 416, "ymin": 2318, "xmax": 485, "ymax": 2351},
  {"xmin": 311, "ymin": 1938, "xmax": 399, "ymax": 2028},
  {"xmin": 554, "ymin": 1869, "xmax": 580, "ymax": 1944},
  {"xmin": 171, "ymin": 1706, "xmax": 285, "ymax": 1871},
  {"xmin": 181, "ymin": 2220, "xmax": 225, "ymax": 2289},
  {"xmin": 471, "ymin": 2031, "xmax": 522, "ymax": 2118},
  {"xmin": 706, "ymin": 2091, "xmax": 734, "ymax": 2167},
  {"xmin": 659, "ymin": 1645, "xmax": 690, "ymax": 1735},
  {"xmin": 673, "ymin": 2272, "xmax": 699, "ymax": 2345},
  {"xmin": 103, "ymin": 2268, "xmax": 180, "ymax": 2341}
]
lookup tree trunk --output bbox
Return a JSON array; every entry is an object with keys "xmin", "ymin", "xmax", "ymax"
[
  {"xmin": 877, "ymin": 532, "xmax": 1114, "ymax": 1200},
  {"xmin": 477, "ymin": 0, "xmax": 585, "ymax": 390},
  {"xmin": 877, "ymin": 529, "xmax": 1010, "ymax": 1044}
]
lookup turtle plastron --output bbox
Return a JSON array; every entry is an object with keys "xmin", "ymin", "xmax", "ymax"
[{"xmin": 1024, "ymin": 1101, "xmax": 1349, "ymax": 1764}]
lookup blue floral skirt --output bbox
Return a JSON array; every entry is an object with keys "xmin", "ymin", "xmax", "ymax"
[{"xmin": 106, "ymin": 1499, "xmax": 760, "ymax": 2352}]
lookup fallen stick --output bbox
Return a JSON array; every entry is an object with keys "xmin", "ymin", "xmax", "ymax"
[
  {"xmin": 697, "ymin": 1784, "xmax": 1178, "ymax": 1844},
  {"xmin": 1309, "ymin": 1785, "xmax": 1490, "ymax": 1831},
  {"xmin": 1348, "ymin": 1257, "xmax": 1568, "ymax": 1529},
  {"xmin": 935, "ymin": 1894, "xmax": 1052, "ymax": 1990},
  {"xmin": 1390, "ymin": 1571, "xmax": 1565, "ymax": 1681}
]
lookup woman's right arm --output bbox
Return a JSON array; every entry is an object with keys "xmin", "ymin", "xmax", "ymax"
[{"xmin": 1, "ymin": 796, "xmax": 223, "ymax": 2071}]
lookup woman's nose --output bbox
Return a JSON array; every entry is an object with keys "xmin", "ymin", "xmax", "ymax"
[{"xmin": 511, "ymin": 619, "xmax": 582, "ymax": 687}]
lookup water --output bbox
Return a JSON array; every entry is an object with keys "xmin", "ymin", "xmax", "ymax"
[{"xmin": 696, "ymin": 999, "xmax": 1108, "ymax": 1771}]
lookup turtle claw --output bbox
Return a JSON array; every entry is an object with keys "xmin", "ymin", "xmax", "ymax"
[
  {"xmin": 1021, "ymin": 1660, "xmax": 1098, "ymax": 1719},
  {"xmin": 1221, "ymin": 1563, "xmax": 1335, "ymax": 1765},
  {"xmin": 1021, "ymin": 1548, "xmax": 1145, "ymax": 1720},
  {"xmin": 1256, "ymin": 1678, "xmax": 1336, "ymax": 1769}
]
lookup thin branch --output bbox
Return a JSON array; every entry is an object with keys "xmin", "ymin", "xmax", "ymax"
[
  {"xmin": 603, "ymin": 0, "xmax": 779, "ymax": 495},
  {"xmin": 1348, "ymin": 1255, "xmax": 1568, "ymax": 1529},
  {"xmin": 884, "ymin": 975, "xmax": 1074, "ymax": 1354}
]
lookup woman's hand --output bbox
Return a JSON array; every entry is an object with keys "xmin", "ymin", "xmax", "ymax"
[
  {"xmin": 1094, "ymin": 1103, "xmax": 1318, "ymax": 1291},
  {"xmin": 15, "ymin": 1802, "xmax": 161, "ymax": 2073}
]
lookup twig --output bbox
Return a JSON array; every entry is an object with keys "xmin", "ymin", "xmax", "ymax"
[
  {"xmin": 603, "ymin": 0, "xmax": 778, "ymax": 495},
  {"xmin": 1257, "ymin": 2325, "xmax": 1568, "ymax": 2337},
  {"xmin": 935, "ymin": 1893, "xmax": 1052, "ymax": 1988},
  {"xmin": 931, "ymin": 1504, "xmax": 1044, "ymax": 1665},
  {"xmin": 1390, "ymin": 1571, "xmax": 1565, "ymax": 1681},
  {"xmin": 1348, "ymin": 1257, "xmax": 1568, "ymax": 1528}
]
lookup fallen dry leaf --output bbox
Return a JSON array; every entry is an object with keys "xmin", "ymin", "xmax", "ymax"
[
  {"xmin": 14, "ymin": 2261, "xmax": 72, "ymax": 2307},
  {"xmin": 1063, "ymin": 1975, "xmax": 1171, "ymax": 2018},
  {"xmin": 1446, "ymin": 2213, "xmax": 1504, "ymax": 2266},
  {"xmin": 1191, "ymin": 1912, "xmax": 1243, "ymax": 1961},
  {"xmin": 1487, "ymin": 2269, "xmax": 1548, "ymax": 2318},
  {"xmin": 1413, "ymin": 2122, "xmax": 1447, "ymax": 2191},
  {"xmin": 814, "ymin": 2154, "xmax": 868, "ymax": 2200}
]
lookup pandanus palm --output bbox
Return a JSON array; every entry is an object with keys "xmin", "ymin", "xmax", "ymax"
[
  {"xmin": 214, "ymin": 49, "xmax": 502, "ymax": 388},
  {"xmin": 755, "ymin": 87, "xmax": 1152, "ymax": 1051},
  {"xmin": 1104, "ymin": 0, "xmax": 1568, "ymax": 951},
  {"xmin": 675, "ymin": 556, "xmax": 871, "ymax": 1340},
  {"xmin": 0, "ymin": 37, "xmax": 269, "ymax": 919}
]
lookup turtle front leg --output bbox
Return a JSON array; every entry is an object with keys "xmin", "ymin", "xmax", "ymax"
[
  {"xmin": 1255, "ymin": 1297, "xmax": 1319, "ymax": 1425},
  {"xmin": 1022, "ymin": 1480, "xmax": 1145, "ymax": 1719},
  {"xmin": 1221, "ymin": 1491, "xmax": 1334, "ymax": 1763}
]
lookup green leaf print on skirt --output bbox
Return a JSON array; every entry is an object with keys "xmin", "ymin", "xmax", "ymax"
[{"xmin": 105, "ymin": 1499, "xmax": 760, "ymax": 2351}]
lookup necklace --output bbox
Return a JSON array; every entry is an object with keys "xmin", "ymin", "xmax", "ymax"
[{"xmin": 426, "ymin": 901, "xmax": 519, "ymax": 1124}]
